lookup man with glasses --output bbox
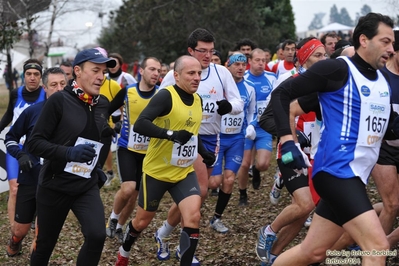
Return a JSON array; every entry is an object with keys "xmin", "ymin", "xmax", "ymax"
[
  {"xmin": 153, "ymin": 28, "xmax": 243, "ymax": 265},
  {"xmin": 271, "ymin": 39, "xmax": 297, "ymax": 78}
]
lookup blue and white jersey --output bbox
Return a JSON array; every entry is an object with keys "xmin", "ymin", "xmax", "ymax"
[
  {"xmin": 161, "ymin": 63, "xmax": 243, "ymax": 135},
  {"xmin": 244, "ymin": 70, "xmax": 277, "ymax": 122},
  {"xmin": 12, "ymin": 86, "xmax": 45, "ymax": 125},
  {"xmin": 220, "ymin": 79, "xmax": 256, "ymax": 139},
  {"xmin": 314, "ymin": 56, "xmax": 391, "ymax": 184}
]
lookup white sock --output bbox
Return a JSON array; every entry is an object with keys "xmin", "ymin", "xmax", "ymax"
[
  {"xmin": 265, "ymin": 225, "xmax": 276, "ymax": 235},
  {"xmin": 119, "ymin": 246, "xmax": 130, "ymax": 257},
  {"xmin": 158, "ymin": 220, "xmax": 175, "ymax": 239},
  {"xmin": 116, "ymin": 223, "xmax": 123, "ymax": 230},
  {"xmin": 110, "ymin": 210, "xmax": 120, "ymax": 220}
]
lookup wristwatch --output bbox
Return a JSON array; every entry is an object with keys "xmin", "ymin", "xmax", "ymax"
[{"xmin": 166, "ymin": 130, "xmax": 174, "ymax": 140}]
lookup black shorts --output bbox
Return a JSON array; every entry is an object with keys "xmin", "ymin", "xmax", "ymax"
[
  {"xmin": 376, "ymin": 141, "xmax": 399, "ymax": 173},
  {"xmin": 277, "ymin": 159, "xmax": 308, "ymax": 195},
  {"xmin": 313, "ymin": 171, "xmax": 372, "ymax": 226},
  {"xmin": 138, "ymin": 172, "xmax": 200, "ymax": 212},
  {"xmin": 116, "ymin": 146, "xmax": 145, "ymax": 189},
  {"xmin": 15, "ymin": 184, "xmax": 37, "ymax": 224}
]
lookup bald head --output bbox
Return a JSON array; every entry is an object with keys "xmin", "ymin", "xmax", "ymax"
[{"xmin": 173, "ymin": 55, "xmax": 202, "ymax": 94}]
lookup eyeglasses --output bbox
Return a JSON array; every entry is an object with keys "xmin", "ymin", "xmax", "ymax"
[{"xmin": 194, "ymin": 48, "xmax": 216, "ymax": 55}]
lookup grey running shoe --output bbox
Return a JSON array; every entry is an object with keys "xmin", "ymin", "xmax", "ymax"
[
  {"xmin": 104, "ymin": 170, "xmax": 114, "ymax": 186},
  {"xmin": 255, "ymin": 226, "xmax": 277, "ymax": 262},
  {"xmin": 106, "ymin": 218, "xmax": 118, "ymax": 238},
  {"xmin": 210, "ymin": 218, "xmax": 229, "ymax": 233},
  {"xmin": 115, "ymin": 228, "xmax": 124, "ymax": 244}
]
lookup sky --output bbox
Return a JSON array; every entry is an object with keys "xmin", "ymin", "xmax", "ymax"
[
  {"xmin": 291, "ymin": 0, "xmax": 396, "ymax": 32},
  {"xmin": 30, "ymin": 0, "xmax": 398, "ymax": 49}
]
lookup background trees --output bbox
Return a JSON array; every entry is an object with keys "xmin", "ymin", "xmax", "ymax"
[{"xmin": 98, "ymin": 0, "xmax": 296, "ymax": 64}]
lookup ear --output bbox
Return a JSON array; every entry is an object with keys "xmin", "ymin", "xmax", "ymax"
[
  {"xmin": 359, "ymin": 34, "xmax": 368, "ymax": 48},
  {"xmin": 173, "ymin": 70, "xmax": 179, "ymax": 82},
  {"xmin": 73, "ymin": 65, "xmax": 81, "ymax": 78},
  {"xmin": 188, "ymin": 47, "xmax": 195, "ymax": 56}
]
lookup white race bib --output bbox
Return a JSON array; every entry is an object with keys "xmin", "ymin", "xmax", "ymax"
[
  {"xmin": 128, "ymin": 125, "xmax": 150, "ymax": 151},
  {"xmin": 170, "ymin": 135, "xmax": 198, "ymax": 167}
]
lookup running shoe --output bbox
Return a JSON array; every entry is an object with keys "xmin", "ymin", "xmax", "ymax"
[
  {"xmin": 255, "ymin": 226, "xmax": 277, "ymax": 262},
  {"xmin": 115, "ymin": 228, "xmax": 124, "ymax": 244},
  {"xmin": 104, "ymin": 170, "xmax": 114, "ymax": 186},
  {"xmin": 175, "ymin": 246, "xmax": 200, "ymax": 266},
  {"xmin": 210, "ymin": 188, "xmax": 219, "ymax": 196},
  {"xmin": 6, "ymin": 236, "xmax": 22, "ymax": 257},
  {"xmin": 269, "ymin": 185, "xmax": 281, "ymax": 205},
  {"xmin": 304, "ymin": 216, "xmax": 312, "ymax": 228},
  {"xmin": 154, "ymin": 230, "xmax": 170, "ymax": 260},
  {"xmin": 106, "ymin": 218, "xmax": 118, "ymax": 238},
  {"xmin": 209, "ymin": 218, "xmax": 229, "ymax": 233},
  {"xmin": 115, "ymin": 246, "xmax": 130, "ymax": 266},
  {"xmin": 238, "ymin": 195, "xmax": 248, "ymax": 206}
]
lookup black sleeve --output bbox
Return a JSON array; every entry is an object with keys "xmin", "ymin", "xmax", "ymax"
[
  {"xmin": 27, "ymin": 93, "xmax": 68, "ymax": 160},
  {"xmin": 109, "ymin": 88, "xmax": 126, "ymax": 115},
  {"xmin": 271, "ymin": 59, "xmax": 349, "ymax": 137},
  {"xmin": 134, "ymin": 89, "xmax": 173, "ymax": 139},
  {"xmin": 0, "ymin": 89, "xmax": 18, "ymax": 132}
]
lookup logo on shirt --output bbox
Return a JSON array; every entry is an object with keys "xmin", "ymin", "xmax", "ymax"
[
  {"xmin": 338, "ymin": 145, "xmax": 347, "ymax": 152},
  {"xmin": 185, "ymin": 117, "xmax": 196, "ymax": 127},
  {"xmin": 379, "ymin": 91, "xmax": 389, "ymax": 97},
  {"xmin": 369, "ymin": 103, "xmax": 386, "ymax": 114},
  {"xmin": 360, "ymin": 86, "xmax": 370, "ymax": 97},
  {"xmin": 209, "ymin": 88, "xmax": 217, "ymax": 94}
]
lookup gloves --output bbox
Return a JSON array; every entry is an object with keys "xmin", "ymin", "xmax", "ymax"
[
  {"xmin": 390, "ymin": 111, "xmax": 399, "ymax": 137},
  {"xmin": 101, "ymin": 123, "xmax": 117, "ymax": 138},
  {"xmin": 216, "ymin": 100, "xmax": 232, "ymax": 116},
  {"xmin": 170, "ymin": 130, "xmax": 193, "ymax": 145},
  {"xmin": 296, "ymin": 129, "xmax": 311, "ymax": 149},
  {"xmin": 245, "ymin": 125, "xmax": 256, "ymax": 140},
  {"xmin": 281, "ymin": 140, "xmax": 311, "ymax": 172},
  {"xmin": 17, "ymin": 152, "xmax": 33, "ymax": 172},
  {"xmin": 201, "ymin": 150, "xmax": 216, "ymax": 167},
  {"xmin": 114, "ymin": 121, "xmax": 122, "ymax": 134},
  {"xmin": 65, "ymin": 144, "xmax": 96, "ymax": 163}
]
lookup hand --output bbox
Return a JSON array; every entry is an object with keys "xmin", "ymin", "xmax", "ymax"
[
  {"xmin": 201, "ymin": 150, "xmax": 216, "ymax": 167},
  {"xmin": 66, "ymin": 144, "xmax": 96, "ymax": 163},
  {"xmin": 296, "ymin": 129, "xmax": 311, "ymax": 148},
  {"xmin": 216, "ymin": 100, "xmax": 232, "ymax": 116},
  {"xmin": 245, "ymin": 125, "xmax": 256, "ymax": 140},
  {"xmin": 96, "ymin": 167, "xmax": 107, "ymax": 189},
  {"xmin": 170, "ymin": 130, "xmax": 193, "ymax": 145},
  {"xmin": 17, "ymin": 152, "xmax": 33, "ymax": 172},
  {"xmin": 390, "ymin": 111, "xmax": 399, "ymax": 137},
  {"xmin": 101, "ymin": 123, "xmax": 117, "ymax": 138},
  {"xmin": 113, "ymin": 121, "xmax": 122, "ymax": 134},
  {"xmin": 281, "ymin": 140, "xmax": 311, "ymax": 171}
]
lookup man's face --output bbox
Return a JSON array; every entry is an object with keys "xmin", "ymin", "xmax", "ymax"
[
  {"xmin": 283, "ymin": 44, "xmax": 296, "ymax": 62},
  {"xmin": 188, "ymin": 41, "xmax": 215, "ymax": 69},
  {"xmin": 174, "ymin": 58, "xmax": 202, "ymax": 94},
  {"xmin": 364, "ymin": 23, "xmax": 394, "ymax": 70},
  {"xmin": 264, "ymin": 51, "xmax": 271, "ymax": 63},
  {"xmin": 211, "ymin": 55, "xmax": 221, "ymax": 65},
  {"xmin": 160, "ymin": 65, "xmax": 169, "ymax": 77},
  {"xmin": 44, "ymin": 73, "xmax": 67, "ymax": 98},
  {"xmin": 24, "ymin": 69, "xmax": 41, "ymax": 92},
  {"xmin": 304, "ymin": 46, "xmax": 327, "ymax": 69},
  {"xmin": 324, "ymin": 36, "xmax": 338, "ymax": 56},
  {"xmin": 228, "ymin": 61, "xmax": 246, "ymax": 82},
  {"xmin": 249, "ymin": 51, "xmax": 266, "ymax": 76},
  {"xmin": 60, "ymin": 65, "xmax": 73, "ymax": 80},
  {"xmin": 240, "ymin": 45, "xmax": 252, "ymax": 58},
  {"xmin": 74, "ymin": 61, "xmax": 107, "ymax": 96},
  {"xmin": 140, "ymin": 59, "xmax": 161, "ymax": 87}
]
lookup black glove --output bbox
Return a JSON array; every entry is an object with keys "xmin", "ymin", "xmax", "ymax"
[
  {"xmin": 17, "ymin": 152, "xmax": 33, "ymax": 172},
  {"xmin": 216, "ymin": 100, "xmax": 232, "ymax": 116},
  {"xmin": 170, "ymin": 130, "xmax": 193, "ymax": 145},
  {"xmin": 101, "ymin": 123, "xmax": 117, "ymax": 138},
  {"xmin": 281, "ymin": 140, "xmax": 309, "ymax": 170},
  {"xmin": 96, "ymin": 167, "xmax": 107, "ymax": 189},
  {"xmin": 201, "ymin": 150, "xmax": 216, "ymax": 167},
  {"xmin": 390, "ymin": 111, "xmax": 399, "ymax": 137},
  {"xmin": 65, "ymin": 144, "xmax": 96, "ymax": 163},
  {"xmin": 114, "ymin": 121, "xmax": 122, "ymax": 134},
  {"xmin": 296, "ymin": 129, "xmax": 311, "ymax": 149}
]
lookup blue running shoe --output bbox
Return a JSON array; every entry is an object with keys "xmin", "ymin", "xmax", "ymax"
[
  {"xmin": 154, "ymin": 230, "xmax": 170, "ymax": 260},
  {"xmin": 255, "ymin": 226, "xmax": 277, "ymax": 262},
  {"xmin": 175, "ymin": 246, "xmax": 200, "ymax": 266}
]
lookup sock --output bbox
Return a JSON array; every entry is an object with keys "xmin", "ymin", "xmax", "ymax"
[
  {"xmin": 122, "ymin": 221, "xmax": 141, "ymax": 252},
  {"xmin": 110, "ymin": 210, "xmax": 120, "ymax": 220},
  {"xmin": 214, "ymin": 189, "xmax": 232, "ymax": 218},
  {"xmin": 239, "ymin": 189, "xmax": 247, "ymax": 198},
  {"xmin": 252, "ymin": 165, "xmax": 260, "ymax": 180},
  {"xmin": 179, "ymin": 227, "xmax": 199, "ymax": 265},
  {"xmin": 116, "ymin": 223, "xmax": 123, "ymax": 230},
  {"xmin": 107, "ymin": 170, "xmax": 114, "ymax": 175},
  {"xmin": 158, "ymin": 220, "xmax": 175, "ymax": 239},
  {"xmin": 265, "ymin": 225, "xmax": 277, "ymax": 235},
  {"xmin": 269, "ymin": 253, "xmax": 277, "ymax": 263}
]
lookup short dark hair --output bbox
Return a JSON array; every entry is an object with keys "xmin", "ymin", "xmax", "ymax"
[
  {"xmin": 234, "ymin": 38, "xmax": 257, "ymax": 51},
  {"xmin": 187, "ymin": 28, "xmax": 215, "ymax": 50},
  {"xmin": 282, "ymin": 39, "xmax": 296, "ymax": 50},
  {"xmin": 60, "ymin": 61, "xmax": 72, "ymax": 68},
  {"xmin": 320, "ymin": 32, "xmax": 338, "ymax": 45},
  {"xmin": 352, "ymin": 12, "xmax": 394, "ymax": 50},
  {"xmin": 140, "ymin": 57, "xmax": 161, "ymax": 70},
  {"xmin": 42, "ymin": 67, "xmax": 67, "ymax": 87}
]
